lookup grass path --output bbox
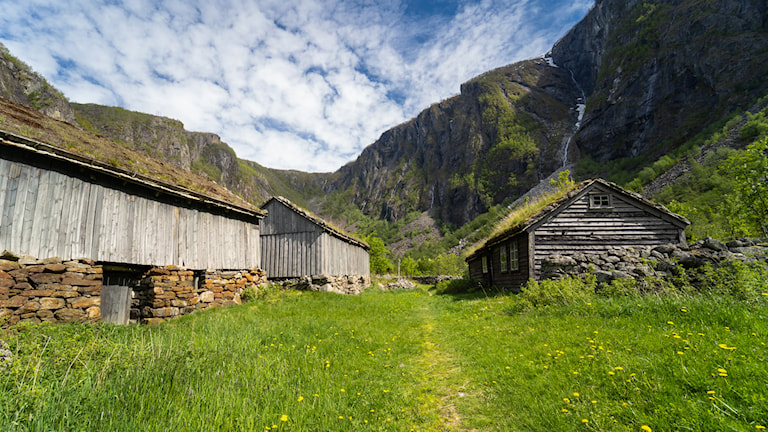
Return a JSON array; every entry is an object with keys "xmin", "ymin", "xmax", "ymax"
[{"xmin": 408, "ymin": 297, "xmax": 476, "ymax": 431}]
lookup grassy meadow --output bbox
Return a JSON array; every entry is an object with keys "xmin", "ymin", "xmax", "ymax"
[{"xmin": 1, "ymin": 283, "xmax": 767, "ymax": 431}]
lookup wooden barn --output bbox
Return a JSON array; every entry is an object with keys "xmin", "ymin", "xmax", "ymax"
[
  {"xmin": 1, "ymin": 131, "xmax": 265, "ymax": 324},
  {"xmin": 1, "ymin": 131, "xmax": 264, "ymax": 269},
  {"xmin": 260, "ymin": 196, "xmax": 370, "ymax": 280},
  {"xmin": 466, "ymin": 179, "xmax": 689, "ymax": 290}
]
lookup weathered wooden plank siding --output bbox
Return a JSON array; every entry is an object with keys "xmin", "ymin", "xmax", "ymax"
[
  {"xmin": 532, "ymin": 188, "xmax": 683, "ymax": 277},
  {"xmin": 260, "ymin": 199, "xmax": 370, "ymax": 279},
  {"xmin": 260, "ymin": 231, "xmax": 321, "ymax": 278},
  {"xmin": 0, "ymin": 160, "xmax": 260, "ymax": 269}
]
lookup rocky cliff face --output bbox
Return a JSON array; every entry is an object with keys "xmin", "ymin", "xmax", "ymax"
[
  {"xmin": 551, "ymin": 0, "xmax": 768, "ymax": 162},
  {"xmin": 0, "ymin": 43, "xmax": 76, "ymax": 125},
  {"xmin": 327, "ymin": 58, "xmax": 583, "ymax": 227}
]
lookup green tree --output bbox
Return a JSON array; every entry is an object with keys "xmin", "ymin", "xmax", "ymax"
[
  {"xmin": 366, "ymin": 234, "xmax": 393, "ymax": 274},
  {"xmin": 722, "ymin": 137, "xmax": 768, "ymax": 236},
  {"xmin": 400, "ymin": 256, "xmax": 418, "ymax": 277}
]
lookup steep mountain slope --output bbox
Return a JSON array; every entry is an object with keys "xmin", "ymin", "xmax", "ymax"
[
  {"xmin": 319, "ymin": 0, "xmax": 768, "ymax": 234},
  {"xmin": 0, "ymin": 43, "xmax": 76, "ymax": 125},
  {"xmin": 71, "ymin": 103, "xmax": 327, "ymax": 208},
  {"xmin": 551, "ymin": 0, "xmax": 768, "ymax": 163},
  {"xmin": 325, "ymin": 58, "xmax": 583, "ymax": 227}
]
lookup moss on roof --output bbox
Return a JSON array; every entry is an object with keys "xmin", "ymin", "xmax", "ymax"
[{"xmin": 464, "ymin": 181, "xmax": 580, "ymax": 258}]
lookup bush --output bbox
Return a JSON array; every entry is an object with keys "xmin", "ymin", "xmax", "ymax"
[
  {"xmin": 434, "ymin": 278, "xmax": 481, "ymax": 294},
  {"xmin": 518, "ymin": 274, "xmax": 597, "ymax": 309},
  {"xmin": 240, "ymin": 286, "xmax": 258, "ymax": 302}
]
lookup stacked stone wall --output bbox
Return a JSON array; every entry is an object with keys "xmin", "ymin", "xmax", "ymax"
[
  {"xmin": 540, "ymin": 238, "xmax": 767, "ymax": 288},
  {"xmin": 134, "ymin": 267, "xmax": 267, "ymax": 324},
  {"xmin": 0, "ymin": 252, "xmax": 102, "ymax": 327},
  {"xmin": 277, "ymin": 274, "xmax": 370, "ymax": 294}
]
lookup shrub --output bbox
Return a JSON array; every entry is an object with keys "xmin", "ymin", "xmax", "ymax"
[
  {"xmin": 434, "ymin": 278, "xmax": 481, "ymax": 294},
  {"xmin": 518, "ymin": 274, "xmax": 597, "ymax": 309}
]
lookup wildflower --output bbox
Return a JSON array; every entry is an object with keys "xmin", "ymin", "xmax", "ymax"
[
  {"xmin": 582, "ymin": 419, "xmax": 589, "ymax": 424},
  {"xmin": 641, "ymin": 426, "xmax": 652, "ymax": 432},
  {"xmin": 718, "ymin": 343, "xmax": 736, "ymax": 351},
  {"xmin": 297, "ymin": 396, "xmax": 304, "ymax": 402},
  {"xmin": 677, "ymin": 351, "xmax": 684, "ymax": 355},
  {"xmin": 756, "ymin": 426, "xmax": 766, "ymax": 430},
  {"xmin": 573, "ymin": 392, "xmax": 580, "ymax": 397},
  {"xmin": 707, "ymin": 390, "xmax": 715, "ymax": 395},
  {"xmin": 608, "ymin": 371, "xmax": 615, "ymax": 376},
  {"xmin": 563, "ymin": 398, "xmax": 571, "ymax": 403},
  {"xmin": 615, "ymin": 366, "xmax": 624, "ymax": 371},
  {"xmin": 561, "ymin": 408, "xmax": 569, "ymax": 413},
  {"xmin": 280, "ymin": 415, "xmax": 288, "ymax": 422},
  {"xmin": 667, "ymin": 321, "xmax": 674, "ymax": 325}
]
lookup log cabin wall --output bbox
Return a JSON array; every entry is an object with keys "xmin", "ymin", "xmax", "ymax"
[
  {"xmin": 0, "ymin": 149, "xmax": 261, "ymax": 270},
  {"xmin": 531, "ymin": 183, "xmax": 685, "ymax": 278}
]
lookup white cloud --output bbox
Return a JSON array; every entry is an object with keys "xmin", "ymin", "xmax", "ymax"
[{"xmin": 0, "ymin": 0, "xmax": 591, "ymax": 172}]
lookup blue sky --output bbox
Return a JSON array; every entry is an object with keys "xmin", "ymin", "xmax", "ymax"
[{"xmin": 0, "ymin": 0, "xmax": 591, "ymax": 172}]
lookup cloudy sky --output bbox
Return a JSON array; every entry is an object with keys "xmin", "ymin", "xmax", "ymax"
[{"xmin": 0, "ymin": 0, "xmax": 591, "ymax": 172}]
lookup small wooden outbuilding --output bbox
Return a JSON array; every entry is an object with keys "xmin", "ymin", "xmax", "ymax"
[
  {"xmin": 466, "ymin": 179, "xmax": 689, "ymax": 290},
  {"xmin": 260, "ymin": 196, "xmax": 370, "ymax": 280}
]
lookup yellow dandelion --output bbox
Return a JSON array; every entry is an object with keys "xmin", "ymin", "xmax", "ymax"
[
  {"xmin": 641, "ymin": 426, "xmax": 652, "ymax": 432},
  {"xmin": 608, "ymin": 371, "xmax": 615, "ymax": 376},
  {"xmin": 756, "ymin": 425, "xmax": 766, "ymax": 430},
  {"xmin": 615, "ymin": 366, "xmax": 624, "ymax": 371},
  {"xmin": 677, "ymin": 351, "xmax": 684, "ymax": 355},
  {"xmin": 561, "ymin": 408, "xmax": 569, "ymax": 413},
  {"xmin": 707, "ymin": 390, "xmax": 715, "ymax": 395},
  {"xmin": 573, "ymin": 392, "xmax": 580, "ymax": 397},
  {"xmin": 718, "ymin": 343, "xmax": 736, "ymax": 351},
  {"xmin": 582, "ymin": 419, "xmax": 589, "ymax": 424},
  {"xmin": 297, "ymin": 396, "xmax": 304, "ymax": 402},
  {"xmin": 280, "ymin": 415, "xmax": 288, "ymax": 422},
  {"xmin": 667, "ymin": 321, "xmax": 674, "ymax": 325},
  {"xmin": 563, "ymin": 398, "xmax": 571, "ymax": 403}
]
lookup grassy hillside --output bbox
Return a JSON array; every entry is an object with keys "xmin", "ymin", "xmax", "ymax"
[{"xmin": 2, "ymin": 278, "xmax": 766, "ymax": 431}]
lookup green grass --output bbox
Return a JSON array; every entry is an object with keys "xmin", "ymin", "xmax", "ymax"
[{"xmin": 2, "ymin": 287, "xmax": 767, "ymax": 431}]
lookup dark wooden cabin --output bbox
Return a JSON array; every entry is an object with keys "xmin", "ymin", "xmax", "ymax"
[
  {"xmin": 261, "ymin": 196, "xmax": 370, "ymax": 279},
  {"xmin": 466, "ymin": 179, "xmax": 689, "ymax": 290},
  {"xmin": 0, "ymin": 131, "xmax": 265, "ymax": 270}
]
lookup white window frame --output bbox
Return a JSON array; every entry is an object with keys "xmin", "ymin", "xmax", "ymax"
[
  {"xmin": 589, "ymin": 193, "xmax": 612, "ymax": 209},
  {"xmin": 509, "ymin": 240, "xmax": 519, "ymax": 271},
  {"xmin": 500, "ymin": 244, "xmax": 508, "ymax": 273}
]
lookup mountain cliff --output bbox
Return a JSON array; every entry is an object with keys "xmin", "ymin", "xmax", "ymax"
[
  {"xmin": 0, "ymin": 43, "xmax": 76, "ymax": 124},
  {"xmin": 551, "ymin": 0, "xmax": 768, "ymax": 163},
  {"xmin": 319, "ymin": 0, "xmax": 768, "ymax": 231},
  {"xmin": 325, "ymin": 58, "xmax": 582, "ymax": 227}
]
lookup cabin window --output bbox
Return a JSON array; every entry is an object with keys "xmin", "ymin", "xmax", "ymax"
[
  {"xmin": 589, "ymin": 194, "xmax": 612, "ymax": 209},
  {"xmin": 509, "ymin": 240, "xmax": 519, "ymax": 271},
  {"xmin": 482, "ymin": 256, "xmax": 489, "ymax": 274},
  {"xmin": 500, "ymin": 245, "xmax": 508, "ymax": 272}
]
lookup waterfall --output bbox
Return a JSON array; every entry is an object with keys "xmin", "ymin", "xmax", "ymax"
[{"xmin": 562, "ymin": 68, "xmax": 587, "ymax": 168}]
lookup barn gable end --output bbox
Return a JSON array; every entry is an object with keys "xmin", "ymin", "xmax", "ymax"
[{"xmin": 260, "ymin": 197, "xmax": 370, "ymax": 283}]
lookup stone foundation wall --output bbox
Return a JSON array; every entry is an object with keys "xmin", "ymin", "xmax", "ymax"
[
  {"xmin": 0, "ymin": 252, "xmax": 102, "ymax": 327},
  {"xmin": 134, "ymin": 267, "xmax": 267, "ymax": 324},
  {"xmin": 541, "ymin": 237, "xmax": 767, "ymax": 287},
  {"xmin": 276, "ymin": 274, "xmax": 370, "ymax": 295}
]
